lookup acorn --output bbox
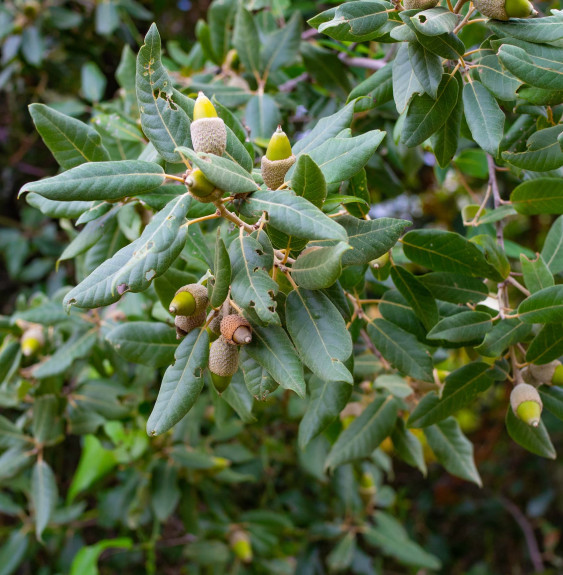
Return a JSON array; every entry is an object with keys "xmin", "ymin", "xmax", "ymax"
[
  {"xmin": 169, "ymin": 284, "xmax": 208, "ymax": 316},
  {"xmin": 220, "ymin": 314, "xmax": 252, "ymax": 345},
  {"xmin": 528, "ymin": 361, "xmax": 561, "ymax": 386},
  {"xmin": 175, "ymin": 312, "xmax": 206, "ymax": 339},
  {"xmin": 207, "ymin": 300, "xmax": 231, "ymax": 339},
  {"xmin": 209, "ymin": 336, "xmax": 239, "ymax": 390},
  {"xmin": 190, "ymin": 92, "xmax": 227, "ymax": 156},
  {"xmin": 473, "ymin": 0, "xmax": 537, "ymax": 20},
  {"xmin": 260, "ymin": 126, "xmax": 296, "ymax": 190},
  {"xmin": 185, "ymin": 168, "xmax": 223, "ymax": 203},
  {"xmin": 510, "ymin": 383, "xmax": 543, "ymax": 427},
  {"xmin": 229, "ymin": 530, "xmax": 252, "ymax": 563},
  {"xmin": 552, "ymin": 363, "xmax": 563, "ymax": 386},
  {"xmin": 403, "ymin": 0, "xmax": 439, "ymax": 8},
  {"xmin": 21, "ymin": 325, "xmax": 44, "ymax": 357}
]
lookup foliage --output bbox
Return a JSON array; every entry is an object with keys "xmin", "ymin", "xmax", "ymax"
[{"xmin": 1, "ymin": 0, "xmax": 563, "ymax": 573}]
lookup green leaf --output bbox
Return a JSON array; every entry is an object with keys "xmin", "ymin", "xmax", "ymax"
[
  {"xmin": 207, "ymin": 0, "xmax": 237, "ymax": 65},
  {"xmin": 70, "ymin": 538, "xmax": 133, "ymax": 575},
  {"xmin": 505, "ymin": 407, "xmax": 556, "ymax": 459},
  {"xmin": 518, "ymin": 285, "xmax": 563, "ymax": 323},
  {"xmin": 209, "ymin": 234, "xmax": 231, "ymax": 308},
  {"xmin": 220, "ymin": 371, "xmax": 256, "ymax": 424},
  {"xmin": 391, "ymin": 419, "xmax": 427, "ymax": 475},
  {"xmin": 63, "ymin": 194, "xmax": 190, "ymax": 311},
  {"xmin": 292, "ymin": 243, "xmax": 351, "ymax": 290},
  {"xmin": 479, "ymin": 54, "xmax": 521, "ymax": 101},
  {"xmin": 364, "ymin": 512, "xmax": 441, "ymax": 569},
  {"xmin": 0, "ymin": 448, "xmax": 34, "ymax": 481},
  {"xmin": 26, "ymin": 193, "xmax": 93, "ymax": 219},
  {"xmin": 498, "ymin": 43, "xmax": 563, "ymax": 91},
  {"xmin": 300, "ymin": 130, "xmax": 385, "ymax": 185},
  {"xmin": 347, "ymin": 63, "xmax": 393, "ymax": 111},
  {"xmin": 470, "ymin": 234, "xmax": 510, "ymax": 281},
  {"xmin": 29, "ymin": 104, "xmax": 110, "ymax": 170},
  {"xmin": 374, "ymin": 374, "xmax": 414, "ymax": 398},
  {"xmin": 511, "ymin": 178, "xmax": 563, "ymax": 215},
  {"xmin": 424, "ymin": 417, "xmax": 482, "ymax": 485},
  {"xmin": 0, "ymin": 415, "xmax": 31, "ymax": 449},
  {"xmin": 177, "ymin": 147, "xmax": 260, "ymax": 194},
  {"xmin": 410, "ymin": 7, "xmax": 459, "ymax": 36},
  {"xmin": 325, "ymin": 394, "xmax": 399, "ymax": 470},
  {"xmin": 327, "ymin": 532, "xmax": 356, "ymax": 573},
  {"xmin": 301, "ymin": 42, "xmax": 351, "ymax": 98},
  {"xmin": 476, "ymin": 318, "xmax": 533, "ymax": 357},
  {"xmin": 136, "ymin": 24, "xmax": 191, "ymax": 163},
  {"xmin": 392, "ymin": 42, "xmax": 424, "ymax": 113},
  {"xmin": 81, "ymin": 62, "xmax": 106, "ymax": 103},
  {"xmin": 32, "ymin": 395, "xmax": 62, "ymax": 445},
  {"xmin": 503, "ymin": 125, "xmax": 563, "ymax": 172},
  {"xmin": 526, "ymin": 323, "xmax": 563, "ymax": 364},
  {"xmin": 19, "ymin": 160, "xmax": 165, "ymax": 202},
  {"xmin": 67, "ymin": 435, "xmax": 118, "ymax": 502},
  {"xmin": 520, "ymin": 254, "xmax": 554, "ymax": 294},
  {"xmin": 146, "ymin": 327, "xmax": 209, "ymax": 436},
  {"xmin": 32, "ymin": 460, "xmax": 58, "ymax": 541},
  {"xmin": 290, "ymin": 154, "xmax": 327, "ymax": 209},
  {"xmin": 106, "ymin": 321, "xmax": 177, "ymax": 368},
  {"xmin": 261, "ymin": 11, "xmax": 302, "ymax": 75},
  {"xmin": 240, "ymin": 191, "xmax": 347, "ymax": 241},
  {"xmin": 427, "ymin": 311, "xmax": 493, "ymax": 343},
  {"xmin": 245, "ymin": 93, "xmax": 281, "ymax": 140},
  {"xmin": 286, "ymin": 288, "xmax": 353, "ymax": 384},
  {"xmin": 408, "ymin": 363, "xmax": 495, "ymax": 427},
  {"xmin": 488, "ymin": 14, "xmax": 563, "ymax": 44},
  {"xmin": 229, "ymin": 232, "xmax": 279, "ymax": 325},
  {"xmin": 462, "ymin": 81, "xmax": 505, "ymax": 157},
  {"xmin": 402, "ymin": 229, "xmax": 500, "ymax": 279},
  {"xmin": 33, "ymin": 329, "xmax": 98, "ymax": 379},
  {"xmin": 298, "ymin": 375, "xmax": 353, "ymax": 450},
  {"xmin": 244, "ymin": 323, "xmax": 306, "ymax": 397},
  {"xmin": 539, "ymin": 386, "xmax": 563, "ymax": 421},
  {"xmin": 312, "ymin": 216, "xmax": 410, "ymax": 267},
  {"xmin": 292, "ymin": 101, "xmax": 355, "ymax": 156},
  {"xmin": 0, "ymin": 531, "xmax": 29, "ymax": 575},
  {"xmin": 403, "ymin": 73, "xmax": 459, "ymax": 147},
  {"xmin": 233, "ymin": 7, "xmax": 261, "ymax": 77},
  {"xmin": 151, "ymin": 460, "xmax": 180, "ymax": 522},
  {"xmin": 318, "ymin": 1, "xmax": 388, "ymax": 42},
  {"xmin": 541, "ymin": 215, "xmax": 563, "ymax": 274},
  {"xmin": 240, "ymin": 352, "xmax": 278, "ymax": 401},
  {"xmin": 408, "ymin": 41, "xmax": 443, "ymax": 99},
  {"xmin": 419, "ymin": 272, "xmax": 488, "ymax": 304},
  {"xmin": 367, "ymin": 319, "xmax": 434, "ymax": 382},
  {"xmin": 390, "ymin": 265, "xmax": 439, "ymax": 331}
]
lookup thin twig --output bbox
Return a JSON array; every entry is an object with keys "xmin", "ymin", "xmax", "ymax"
[{"xmin": 338, "ymin": 55, "xmax": 387, "ymax": 71}]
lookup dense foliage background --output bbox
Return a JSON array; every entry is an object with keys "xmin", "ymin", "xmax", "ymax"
[{"xmin": 1, "ymin": 0, "xmax": 563, "ymax": 574}]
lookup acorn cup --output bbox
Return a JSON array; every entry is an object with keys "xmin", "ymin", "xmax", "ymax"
[
  {"xmin": 403, "ymin": 0, "xmax": 438, "ymax": 8},
  {"xmin": 207, "ymin": 300, "xmax": 232, "ymax": 340},
  {"xmin": 523, "ymin": 361, "xmax": 562, "ymax": 387},
  {"xmin": 260, "ymin": 126, "xmax": 296, "ymax": 190},
  {"xmin": 510, "ymin": 382, "xmax": 543, "ymax": 427},
  {"xmin": 220, "ymin": 314, "xmax": 252, "ymax": 345},
  {"xmin": 190, "ymin": 92, "xmax": 227, "ymax": 156},
  {"xmin": 473, "ymin": 0, "xmax": 537, "ymax": 20},
  {"xmin": 208, "ymin": 335, "xmax": 239, "ymax": 393},
  {"xmin": 169, "ymin": 284, "xmax": 209, "ymax": 317},
  {"xmin": 175, "ymin": 312, "xmax": 206, "ymax": 339}
]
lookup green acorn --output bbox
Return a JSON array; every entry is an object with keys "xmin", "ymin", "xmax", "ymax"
[
  {"xmin": 170, "ymin": 284, "xmax": 208, "ymax": 316},
  {"xmin": 403, "ymin": 0, "xmax": 439, "ymax": 8},
  {"xmin": 510, "ymin": 383, "xmax": 542, "ymax": 427},
  {"xmin": 21, "ymin": 325, "xmax": 44, "ymax": 357},
  {"xmin": 175, "ymin": 312, "xmax": 206, "ymax": 339},
  {"xmin": 552, "ymin": 363, "xmax": 563, "ymax": 386},
  {"xmin": 190, "ymin": 92, "xmax": 227, "ymax": 156},
  {"xmin": 473, "ymin": 0, "xmax": 537, "ymax": 20},
  {"xmin": 260, "ymin": 126, "xmax": 296, "ymax": 190},
  {"xmin": 185, "ymin": 168, "xmax": 219, "ymax": 200},
  {"xmin": 229, "ymin": 530, "xmax": 252, "ymax": 563},
  {"xmin": 209, "ymin": 336, "xmax": 239, "ymax": 392}
]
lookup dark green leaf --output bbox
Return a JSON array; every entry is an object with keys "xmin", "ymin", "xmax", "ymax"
[
  {"xmin": 518, "ymin": 285, "xmax": 563, "ymax": 323},
  {"xmin": 511, "ymin": 178, "xmax": 563, "ymax": 215},
  {"xmin": 520, "ymin": 254, "xmax": 554, "ymax": 294},
  {"xmin": 541, "ymin": 215, "xmax": 563, "ymax": 274},
  {"xmin": 292, "ymin": 243, "xmax": 351, "ymax": 290},
  {"xmin": 427, "ymin": 311, "xmax": 492, "ymax": 343},
  {"xmin": 476, "ymin": 318, "xmax": 533, "ymax": 357},
  {"xmin": 209, "ymin": 235, "xmax": 231, "ymax": 308},
  {"xmin": 419, "ymin": 272, "xmax": 488, "ymax": 304},
  {"xmin": 526, "ymin": 323, "xmax": 563, "ymax": 365},
  {"xmin": 505, "ymin": 407, "xmax": 556, "ymax": 459},
  {"xmin": 32, "ymin": 460, "xmax": 58, "ymax": 541}
]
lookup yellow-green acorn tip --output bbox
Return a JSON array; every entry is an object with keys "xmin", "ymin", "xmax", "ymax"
[
  {"xmin": 359, "ymin": 471, "xmax": 376, "ymax": 490},
  {"xmin": 169, "ymin": 291, "xmax": 196, "ymax": 316},
  {"xmin": 193, "ymin": 91, "xmax": 218, "ymax": 120},
  {"xmin": 511, "ymin": 383, "xmax": 542, "ymax": 427},
  {"xmin": 266, "ymin": 125, "xmax": 293, "ymax": 161},
  {"xmin": 185, "ymin": 168, "xmax": 216, "ymax": 198},
  {"xmin": 21, "ymin": 326, "xmax": 44, "ymax": 357},
  {"xmin": 210, "ymin": 371, "xmax": 232, "ymax": 394},
  {"xmin": 473, "ymin": 0, "xmax": 536, "ymax": 20},
  {"xmin": 210, "ymin": 456, "xmax": 230, "ymax": 471},
  {"xmin": 230, "ymin": 531, "xmax": 252, "ymax": 563},
  {"xmin": 552, "ymin": 364, "xmax": 563, "ymax": 386}
]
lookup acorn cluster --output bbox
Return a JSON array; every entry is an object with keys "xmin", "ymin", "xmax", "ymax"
[{"xmin": 168, "ymin": 284, "xmax": 252, "ymax": 394}]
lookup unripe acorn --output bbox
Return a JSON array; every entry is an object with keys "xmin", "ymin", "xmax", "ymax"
[
  {"xmin": 185, "ymin": 168, "xmax": 217, "ymax": 199},
  {"xmin": 403, "ymin": 0, "xmax": 439, "ymax": 8},
  {"xmin": 260, "ymin": 126, "xmax": 296, "ymax": 190},
  {"xmin": 473, "ymin": 0, "xmax": 537, "ymax": 20},
  {"xmin": 220, "ymin": 314, "xmax": 252, "ymax": 345},
  {"xmin": 552, "ymin": 363, "xmax": 563, "ymax": 386},
  {"xmin": 209, "ymin": 336, "xmax": 239, "ymax": 379},
  {"xmin": 229, "ymin": 530, "xmax": 252, "ymax": 563},
  {"xmin": 190, "ymin": 92, "xmax": 227, "ymax": 156},
  {"xmin": 21, "ymin": 326, "xmax": 44, "ymax": 357},
  {"xmin": 210, "ymin": 371, "xmax": 232, "ymax": 394},
  {"xmin": 510, "ymin": 383, "xmax": 542, "ymax": 427},
  {"xmin": 170, "ymin": 284, "xmax": 208, "ymax": 316},
  {"xmin": 528, "ymin": 361, "xmax": 561, "ymax": 386},
  {"xmin": 175, "ymin": 312, "xmax": 206, "ymax": 339}
]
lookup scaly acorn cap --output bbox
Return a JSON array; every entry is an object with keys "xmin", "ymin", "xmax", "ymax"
[
  {"xmin": 209, "ymin": 335, "xmax": 239, "ymax": 377},
  {"xmin": 220, "ymin": 314, "xmax": 252, "ymax": 345},
  {"xmin": 208, "ymin": 300, "xmax": 232, "ymax": 336},
  {"xmin": 191, "ymin": 93, "xmax": 227, "ymax": 156},
  {"xmin": 528, "ymin": 361, "xmax": 560, "ymax": 385},
  {"xmin": 510, "ymin": 383, "xmax": 542, "ymax": 427},
  {"xmin": 261, "ymin": 155, "xmax": 296, "ymax": 190},
  {"xmin": 175, "ymin": 311, "xmax": 206, "ymax": 339},
  {"xmin": 403, "ymin": 0, "xmax": 439, "ymax": 8},
  {"xmin": 172, "ymin": 284, "xmax": 208, "ymax": 316},
  {"xmin": 21, "ymin": 326, "xmax": 44, "ymax": 357},
  {"xmin": 229, "ymin": 530, "xmax": 252, "ymax": 563},
  {"xmin": 473, "ymin": 0, "xmax": 537, "ymax": 20}
]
